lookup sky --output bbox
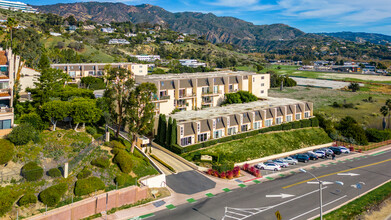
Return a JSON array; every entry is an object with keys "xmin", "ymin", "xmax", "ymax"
[{"xmin": 23, "ymin": 0, "xmax": 391, "ymax": 35}]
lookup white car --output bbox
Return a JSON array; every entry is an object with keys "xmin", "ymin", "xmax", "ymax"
[
  {"xmin": 256, "ymin": 163, "xmax": 281, "ymax": 171},
  {"xmin": 338, "ymin": 146, "xmax": 350, "ymax": 154},
  {"xmin": 281, "ymin": 157, "xmax": 298, "ymax": 165},
  {"xmin": 309, "ymin": 151, "xmax": 325, "ymax": 158}
]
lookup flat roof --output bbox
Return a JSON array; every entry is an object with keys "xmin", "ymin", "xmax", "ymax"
[
  {"xmin": 50, "ymin": 62, "xmax": 144, "ymax": 66},
  {"xmin": 139, "ymin": 71, "xmax": 265, "ymax": 81},
  {"xmin": 171, "ymin": 97, "xmax": 308, "ymax": 123}
]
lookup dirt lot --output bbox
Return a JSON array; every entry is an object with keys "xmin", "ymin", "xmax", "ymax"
[{"xmin": 318, "ymin": 73, "xmax": 391, "ymax": 82}]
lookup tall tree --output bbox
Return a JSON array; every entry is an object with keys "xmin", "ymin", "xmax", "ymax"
[
  {"xmin": 6, "ymin": 17, "xmax": 18, "ymax": 49},
  {"xmin": 160, "ymin": 114, "xmax": 167, "ymax": 145},
  {"xmin": 126, "ymin": 82, "xmax": 157, "ymax": 153},
  {"xmin": 37, "ymin": 53, "xmax": 50, "ymax": 71},
  {"xmin": 31, "ymin": 68, "xmax": 69, "ymax": 105},
  {"xmin": 70, "ymin": 98, "xmax": 102, "ymax": 131},
  {"xmin": 42, "ymin": 100, "xmax": 71, "ymax": 131},
  {"xmin": 380, "ymin": 105, "xmax": 389, "ymax": 130},
  {"xmin": 104, "ymin": 67, "xmax": 134, "ymax": 138},
  {"xmin": 171, "ymin": 119, "xmax": 177, "ymax": 146},
  {"xmin": 166, "ymin": 117, "xmax": 172, "ymax": 147},
  {"xmin": 386, "ymin": 99, "xmax": 391, "ymax": 129}
]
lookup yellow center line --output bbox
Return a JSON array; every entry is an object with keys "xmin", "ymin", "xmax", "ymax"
[{"xmin": 282, "ymin": 158, "xmax": 391, "ymax": 189}]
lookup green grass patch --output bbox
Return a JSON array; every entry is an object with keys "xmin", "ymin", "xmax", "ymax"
[
  {"xmin": 183, "ymin": 128, "xmax": 331, "ymax": 164},
  {"xmin": 320, "ymin": 181, "xmax": 391, "ymax": 220}
]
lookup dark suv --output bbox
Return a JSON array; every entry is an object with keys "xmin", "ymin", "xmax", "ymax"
[
  {"xmin": 293, "ymin": 154, "xmax": 310, "ymax": 163},
  {"xmin": 304, "ymin": 152, "xmax": 319, "ymax": 160},
  {"xmin": 329, "ymin": 147, "xmax": 342, "ymax": 155}
]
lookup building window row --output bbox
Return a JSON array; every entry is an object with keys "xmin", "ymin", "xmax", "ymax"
[{"xmin": 181, "ymin": 136, "xmax": 192, "ymax": 146}]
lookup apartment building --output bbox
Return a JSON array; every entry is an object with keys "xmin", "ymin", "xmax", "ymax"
[
  {"xmin": 135, "ymin": 71, "xmax": 270, "ymax": 115},
  {"xmin": 51, "ymin": 63, "xmax": 148, "ymax": 82},
  {"xmin": 0, "ymin": 49, "xmax": 16, "ymax": 136},
  {"xmin": 170, "ymin": 97, "xmax": 313, "ymax": 147},
  {"xmin": 0, "ymin": 0, "xmax": 37, "ymax": 13}
]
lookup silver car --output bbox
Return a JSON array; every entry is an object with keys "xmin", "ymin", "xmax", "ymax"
[
  {"xmin": 273, "ymin": 159, "xmax": 289, "ymax": 168},
  {"xmin": 280, "ymin": 157, "xmax": 298, "ymax": 165}
]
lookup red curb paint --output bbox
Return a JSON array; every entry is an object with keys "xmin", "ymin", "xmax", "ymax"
[{"xmin": 243, "ymin": 176, "xmax": 263, "ymax": 183}]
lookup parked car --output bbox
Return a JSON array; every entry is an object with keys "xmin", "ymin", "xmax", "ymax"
[
  {"xmin": 255, "ymin": 163, "xmax": 281, "ymax": 171},
  {"xmin": 280, "ymin": 157, "xmax": 298, "ymax": 165},
  {"xmin": 338, "ymin": 146, "xmax": 350, "ymax": 154},
  {"xmin": 304, "ymin": 152, "xmax": 319, "ymax": 160},
  {"xmin": 293, "ymin": 154, "xmax": 310, "ymax": 163},
  {"xmin": 314, "ymin": 150, "xmax": 326, "ymax": 159},
  {"xmin": 319, "ymin": 148, "xmax": 334, "ymax": 157},
  {"xmin": 273, "ymin": 159, "xmax": 289, "ymax": 168},
  {"xmin": 329, "ymin": 147, "xmax": 342, "ymax": 155}
]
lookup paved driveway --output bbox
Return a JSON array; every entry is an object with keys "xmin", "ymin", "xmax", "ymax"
[{"xmin": 166, "ymin": 171, "xmax": 216, "ymax": 195}]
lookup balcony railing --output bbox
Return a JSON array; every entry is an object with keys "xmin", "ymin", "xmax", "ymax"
[
  {"xmin": 178, "ymin": 93, "xmax": 196, "ymax": 99},
  {"xmin": 152, "ymin": 95, "xmax": 170, "ymax": 103},
  {"xmin": 0, "ymin": 89, "xmax": 11, "ymax": 97},
  {"xmin": 0, "ymin": 107, "xmax": 13, "ymax": 114},
  {"xmin": 201, "ymin": 90, "xmax": 222, "ymax": 96}
]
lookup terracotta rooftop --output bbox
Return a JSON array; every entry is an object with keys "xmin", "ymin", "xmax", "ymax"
[{"xmin": 0, "ymin": 51, "xmax": 7, "ymax": 65}]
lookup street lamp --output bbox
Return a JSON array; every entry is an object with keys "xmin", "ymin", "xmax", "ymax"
[{"xmin": 299, "ymin": 169, "xmax": 343, "ymax": 220}]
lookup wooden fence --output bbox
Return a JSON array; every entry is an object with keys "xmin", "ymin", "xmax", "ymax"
[{"xmin": 333, "ymin": 140, "xmax": 391, "ymax": 152}]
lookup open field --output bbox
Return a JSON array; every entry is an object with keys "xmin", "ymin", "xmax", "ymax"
[
  {"xmin": 269, "ymin": 87, "xmax": 389, "ymax": 128},
  {"xmin": 182, "ymin": 128, "xmax": 331, "ymax": 164}
]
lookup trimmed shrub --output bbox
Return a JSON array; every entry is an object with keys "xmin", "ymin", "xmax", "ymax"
[
  {"xmin": 86, "ymin": 126, "xmax": 97, "ymax": 135},
  {"xmin": 19, "ymin": 112, "xmax": 46, "ymax": 131},
  {"xmin": 301, "ymin": 119, "xmax": 311, "ymax": 128},
  {"xmin": 91, "ymin": 157, "xmax": 110, "ymax": 168},
  {"xmin": 291, "ymin": 121, "xmax": 301, "ymax": 129},
  {"xmin": 310, "ymin": 117, "xmax": 319, "ymax": 127},
  {"xmin": 77, "ymin": 168, "xmax": 92, "ymax": 179},
  {"xmin": 39, "ymin": 183, "xmax": 67, "ymax": 206},
  {"xmin": 282, "ymin": 123, "xmax": 292, "ymax": 131},
  {"xmin": 150, "ymin": 154, "xmax": 175, "ymax": 172},
  {"xmin": 47, "ymin": 168, "xmax": 62, "ymax": 178},
  {"xmin": 74, "ymin": 177, "xmax": 105, "ymax": 196},
  {"xmin": 0, "ymin": 139, "xmax": 14, "ymax": 165},
  {"xmin": 113, "ymin": 150, "xmax": 133, "ymax": 173},
  {"xmin": 365, "ymin": 128, "xmax": 391, "ymax": 143},
  {"xmin": 108, "ymin": 140, "xmax": 125, "ymax": 149},
  {"xmin": 8, "ymin": 123, "xmax": 38, "ymax": 145},
  {"xmin": 213, "ymin": 162, "xmax": 234, "ymax": 173},
  {"xmin": 18, "ymin": 193, "xmax": 37, "ymax": 206},
  {"xmin": 114, "ymin": 174, "xmax": 136, "ymax": 187},
  {"xmin": 21, "ymin": 162, "xmax": 43, "ymax": 182}
]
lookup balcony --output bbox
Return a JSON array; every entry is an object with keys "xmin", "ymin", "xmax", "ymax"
[
  {"xmin": 0, "ymin": 89, "xmax": 11, "ymax": 100},
  {"xmin": 0, "ymin": 107, "xmax": 13, "ymax": 115},
  {"xmin": 151, "ymin": 95, "xmax": 170, "ymax": 103},
  {"xmin": 202, "ymin": 99, "xmax": 213, "ymax": 105},
  {"xmin": 178, "ymin": 93, "xmax": 196, "ymax": 99},
  {"xmin": 201, "ymin": 90, "xmax": 222, "ymax": 97}
]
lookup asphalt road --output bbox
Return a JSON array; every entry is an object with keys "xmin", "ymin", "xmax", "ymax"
[{"xmin": 150, "ymin": 149, "xmax": 391, "ymax": 220}]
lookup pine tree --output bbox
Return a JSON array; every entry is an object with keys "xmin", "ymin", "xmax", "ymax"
[
  {"xmin": 166, "ymin": 117, "xmax": 173, "ymax": 147},
  {"xmin": 156, "ymin": 114, "xmax": 162, "ymax": 144},
  {"xmin": 171, "ymin": 119, "xmax": 177, "ymax": 146},
  {"xmin": 161, "ymin": 114, "xmax": 167, "ymax": 145}
]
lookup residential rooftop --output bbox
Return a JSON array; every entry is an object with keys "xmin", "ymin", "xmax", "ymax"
[
  {"xmin": 138, "ymin": 71, "xmax": 263, "ymax": 80},
  {"xmin": 170, "ymin": 97, "xmax": 308, "ymax": 123}
]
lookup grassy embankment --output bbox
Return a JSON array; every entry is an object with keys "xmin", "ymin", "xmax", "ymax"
[{"xmin": 183, "ymin": 127, "xmax": 331, "ymax": 164}]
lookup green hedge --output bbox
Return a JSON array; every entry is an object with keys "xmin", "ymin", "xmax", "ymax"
[
  {"xmin": 91, "ymin": 157, "xmax": 110, "ymax": 168},
  {"xmin": 114, "ymin": 174, "xmax": 137, "ymax": 187},
  {"xmin": 74, "ymin": 177, "xmax": 105, "ymax": 196},
  {"xmin": 113, "ymin": 150, "xmax": 133, "ymax": 173},
  {"xmin": 18, "ymin": 193, "xmax": 37, "ymax": 206},
  {"xmin": 21, "ymin": 162, "xmax": 44, "ymax": 182},
  {"xmin": 164, "ymin": 117, "xmax": 319, "ymax": 154},
  {"xmin": 0, "ymin": 139, "xmax": 14, "ymax": 165},
  {"xmin": 150, "ymin": 154, "xmax": 175, "ymax": 172},
  {"xmin": 47, "ymin": 168, "xmax": 62, "ymax": 178},
  {"xmin": 108, "ymin": 140, "xmax": 126, "ymax": 149},
  {"xmin": 365, "ymin": 128, "xmax": 391, "ymax": 142},
  {"xmin": 321, "ymin": 181, "xmax": 391, "ymax": 220},
  {"xmin": 77, "ymin": 168, "xmax": 92, "ymax": 179},
  {"xmin": 212, "ymin": 162, "xmax": 234, "ymax": 173},
  {"xmin": 39, "ymin": 183, "xmax": 67, "ymax": 207},
  {"xmin": 8, "ymin": 123, "xmax": 39, "ymax": 145}
]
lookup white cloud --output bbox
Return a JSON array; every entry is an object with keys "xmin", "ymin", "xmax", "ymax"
[{"xmin": 208, "ymin": 0, "xmax": 259, "ymax": 7}]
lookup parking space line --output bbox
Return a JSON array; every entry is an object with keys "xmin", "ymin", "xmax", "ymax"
[
  {"xmin": 238, "ymin": 184, "xmax": 246, "ymax": 188},
  {"xmin": 223, "ymin": 188, "xmax": 231, "ymax": 192},
  {"xmin": 206, "ymin": 193, "xmax": 215, "ymax": 198},
  {"xmin": 187, "ymin": 198, "xmax": 197, "ymax": 203}
]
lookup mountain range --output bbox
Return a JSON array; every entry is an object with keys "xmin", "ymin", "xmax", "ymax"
[{"xmin": 317, "ymin": 32, "xmax": 391, "ymax": 45}]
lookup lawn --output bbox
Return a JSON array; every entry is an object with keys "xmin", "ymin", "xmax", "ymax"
[
  {"xmin": 269, "ymin": 87, "xmax": 390, "ymax": 128},
  {"xmin": 183, "ymin": 128, "xmax": 331, "ymax": 164}
]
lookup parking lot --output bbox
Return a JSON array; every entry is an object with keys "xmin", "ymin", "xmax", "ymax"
[{"xmin": 253, "ymin": 150, "xmax": 356, "ymax": 176}]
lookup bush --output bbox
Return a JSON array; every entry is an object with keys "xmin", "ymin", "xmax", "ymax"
[
  {"xmin": 150, "ymin": 154, "xmax": 175, "ymax": 172},
  {"xmin": 86, "ymin": 126, "xmax": 97, "ymax": 135},
  {"xmin": 114, "ymin": 174, "xmax": 136, "ymax": 187},
  {"xmin": 8, "ymin": 123, "xmax": 38, "ymax": 145},
  {"xmin": 21, "ymin": 162, "xmax": 43, "ymax": 181},
  {"xmin": 109, "ymin": 140, "xmax": 126, "ymax": 149},
  {"xmin": 365, "ymin": 129, "xmax": 391, "ymax": 142},
  {"xmin": 113, "ymin": 150, "xmax": 133, "ymax": 173},
  {"xmin": 310, "ymin": 117, "xmax": 319, "ymax": 127},
  {"xmin": 39, "ymin": 183, "xmax": 67, "ymax": 206},
  {"xmin": 74, "ymin": 177, "xmax": 105, "ymax": 196},
  {"xmin": 18, "ymin": 193, "xmax": 37, "ymax": 206},
  {"xmin": 77, "ymin": 168, "xmax": 92, "ymax": 179},
  {"xmin": 0, "ymin": 139, "xmax": 14, "ymax": 165},
  {"xmin": 291, "ymin": 121, "xmax": 301, "ymax": 129},
  {"xmin": 301, "ymin": 119, "xmax": 311, "ymax": 128},
  {"xmin": 47, "ymin": 168, "xmax": 62, "ymax": 178},
  {"xmin": 19, "ymin": 112, "xmax": 46, "ymax": 131},
  {"xmin": 282, "ymin": 123, "xmax": 292, "ymax": 130},
  {"xmin": 213, "ymin": 162, "xmax": 234, "ymax": 173},
  {"xmin": 91, "ymin": 157, "xmax": 110, "ymax": 168}
]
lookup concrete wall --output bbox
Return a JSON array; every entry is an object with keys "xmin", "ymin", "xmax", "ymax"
[
  {"xmin": 20, "ymin": 67, "xmax": 40, "ymax": 91},
  {"xmin": 140, "ymin": 174, "xmax": 167, "ymax": 188},
  {"xmin": 27, "ymin": 186, "xmax": 149, "ymax": 220}
]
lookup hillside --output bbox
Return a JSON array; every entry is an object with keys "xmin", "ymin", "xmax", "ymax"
[
  {"xmin": 318, "ymin": 32, "xmax": 391, "ymax": 45},
  {"xmin": 36, "ymin": 2, "xmax": 309, "ymax": 47}
]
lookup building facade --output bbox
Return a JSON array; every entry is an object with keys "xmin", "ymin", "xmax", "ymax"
[
  {"xmin": 0, "ymin": 49, "xmax": 16, "ymax": 136},
  {"xmin": 135, "ymin": 71, "xmax": 270, "ymax": 115},
  {"xmin": 51, "ymin": 63, "xmax": 149, "ymax": 82},
  {"xmin": 0, "ymin": 0, "xmax": 37, "ymax": 13},
  {"xmin": 170, "ymin": 98, "xmax": 313, "ymax": 147}
]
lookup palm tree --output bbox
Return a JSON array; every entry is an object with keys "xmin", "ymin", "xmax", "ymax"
[
  {"xmin": 6, "ymin": 17, "xmax": 18, "ymax": 49},
  {"xmin": 386, "ymin": 99, "xmax": 391, "ymax": 129},
  {"xmin": 380, "ymin": 105, "xmax": 389, "ymax": 130}
]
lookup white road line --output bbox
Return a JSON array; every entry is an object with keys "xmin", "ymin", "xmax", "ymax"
[
  {"xmin": 289, "ymin": 195, "xmax": 348, "ymax": 220},
  {"xmin": 224, "ymin": 215, "xmax": 241, "ymax": 220},
  {"xmin": 227, "ymin": 211, "xmax": 247, "ymax": 217}
]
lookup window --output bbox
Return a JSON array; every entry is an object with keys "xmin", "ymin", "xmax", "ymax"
[
  {"xmin": 216, "ymin": 118, "xmax": 221, "ymax": 122},
  {"xmin": 69, "ymin": 71, "xmax": 75, "ymax": 77},
  {"xmin": 254, "ymin": 121, "xmax": 261, "ymax": 129},
  {"xmin": 228, "ymin": 127, "xmax": 237, "ymax": 135},
  {"xmin": 181, "ymin": 137, "xmax": 192, "ymax": 146},
  {"xmin": 197, "ymin": 123, "xmax": 200, "ymax": 133},
  {"xmin": 261, "ymin": 83, "xmax": 265, "ymax": 87},
  {"xmin": 305, "ymin": 112, "xmax": 310, "ymax": 118},
  {"xmin": 253, "ymin": 78, "xmax": 255, "ymax": 82},
  {"xmin": 276, "ymin": 117, "xmax": 282, "ymax": 125},
  {"xmin": 180, "ymin": 126, "xmax": 184, "ymax": 136},
  {"xmin": 214, "ymin": 86, "xmax": 218, "ymax": 94},
  {"xmin": 296, "ymin": 113, "xmax": 301, "ymax": 120},
  {"xmin": 213, "ymin": 120, "xmax": 216, "ymax": 128},
  {"xmin": 213, "ymin": 130, "xmax": 223, "ymax": 139},
  {"xmin": 241, "ymin": 124, "xmax": 248, "ymax": 132},
  {"xmin": 0, "ymin": 119, "xmax": 11, "ymax": 130},
  {"xmin": 261, "ymin": 76, "xmax": 265, "ymax": 79},
  {"xmin": 265, "ymin": 119, "xmax": 272, "ymax": 127},
  {"xmin": 198, "ymin": 133, "xmax": 207, "ymax": 142},
  {"xmin": 286, "ymin": 115, "xmax": 292, "ymax": 122},
  {"xmin": 229, "ymin": 85, "xmax": 233, "ymax": 91},
  {"xmin": 161, "ymin": 82, "xmax": 164, "ymax": 86},
  {"xmin": 261, "ymin": 90, "xmax": 264, "ymax": 94}
]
